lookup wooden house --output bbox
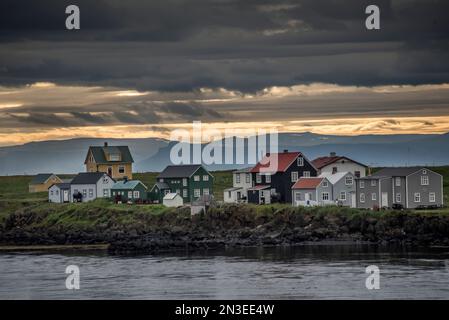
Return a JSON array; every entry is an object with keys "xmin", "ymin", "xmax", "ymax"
[
  {"xmin": 29, "ymin": 173, "xmax": 62, "ymax": 193},
  {"xmin": 111, "ymin": 179, "xmax": 148, "ymax": 203}
]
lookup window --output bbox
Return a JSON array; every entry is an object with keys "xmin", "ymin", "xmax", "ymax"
[
  {"xmin": 371, "ymin": 180, "xmax": 377, "ymax": 187},
  {"xmin": 103, "ymin": 177, "xmax": 109, "ymax": 184},
  {"xmin": 194, "ymin": 175, "xmax": 200, "ymax": 181},
  {"xmin": 265, "ymin": 174, "xmax": 271, "ymax": 183},
  {"xmin": 303, "ymin": 171, "xmax": 310, "ymax": 177},
  {"xmin": 322, "ymin": 180, "xmax": 328, "ymax": 187},
  {"xmin": 395, "ymin": 177, "xmax": 401, "ymax": 187},
  {"xmin": 133, "ymin": 191, "xmax": 140, "ymax": 198},
  {"xmin": 109, "ymin": 154, "xmax": 120, "ymax": 161},
  {"xmin": 396, "ymin": 193, "xmax": 401, "ymax": 203},
  {"xmin": 245, "ymin": 173, "xmax": 250, "ymax": 183},
  {"xmin": 83, "ymin": 189, "xmax": 87, "ymax": 197},
  {"xmin": 372, "ymin": 193, "xmax": 377, "ymax": 201},
  {"xmin": 422, "ymin": 169, "xmax": 427, "ymax": 174},
  {"xmin": 56, "ymin": 190, "xmax": 59, "ymax": 195},
  {"xmin": 332, "ymin": 167, "xmax": 338, "ymax": 174},
  {"xmin": 228, "ymin": 191, "xmax": 231, "ymax": 198},
  {"xmin": 203, "ymin": 175, "xmax": 209, "ymax": 181},
  {"xmin": 183, "ymin": 189, "xmax": 188, "ymax": 198},
  {"xmin": 360, "ymin": 193, "xmax": 365, "ymax": 203},
  {"xmin": 345, "ymin": 176, "xmax": 353, "ymax": 185},
  {"xmin": 421, "ymin": 176, "xmax": 429, "ymax": 186},
  {"xmin": 295, "ymin": 192, "xmax": 301, "ymax": 201},
  {"xmin": 118, "ymin": 166, "xmax": 125, "ymax": 174},
  {"xmin": 340, "ymin": 191, "xmax": 346, "ymax": 201},
  {"xmin": 194, "ymin": 189, "xmax": 201, "ymax": 197},
  {"xmin": 236, "ymin": 174, "xmax": 241, "ymax": 184},
  {"xmin": 322, "ymin": 192, "xmax": 330, "ymax": 201},
  {"xmin": 355, "ymin": 171, "xmax": 361, "ymax": 178},
  {"xmin": 360, "ymin": 181, "xmax": 365, "ymax": 188},
  {"xmin": 103, "ymin": 189, "xmax": 109, "ymax": 197},
  {"xmin": 128, "ymin": 191, "xmax": 133, "ymax": 198},
  {"xmin": 89, "ymin": 189, "xmax": 94, "ymax": 197},
  {"xmin": 50, "ymin": 190, "xmax": 54, "ymax": 195},
  {"xmin": 159, "ymin": 178, "xmax": 164, "ymax": 182},
  {"xmin": 414, "ymin": 193, "xmax": 421, "ymax": 203},
  {"xmin": 203, "ymin": 188, "xmax": 210, "ymax": 195},
  {"xmin": 182, "ymin": 178, "xmax": 187, "ymax": 186},
  {"xmin": 291, "ymin": 171, "xmax": 298, "ymax": 182},
  {"xmin": 429, "ymin": 193, "xmax": 436, "ymax": 203},
  {"xmin": 256, "ymin": 173, "xmax": 261, "ymax": 183},
  {"xmin": 297, "ymin": 157, "xmax": 304, "ymax": 166},
  {"xmin": 112, "ymin": 191, "xmax": 116, "ymax": 196}
]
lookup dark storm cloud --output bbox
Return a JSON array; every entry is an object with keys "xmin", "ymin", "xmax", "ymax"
[{"xmin": 0, "ymin": 0, "xmax": 448, "ymax": 91}]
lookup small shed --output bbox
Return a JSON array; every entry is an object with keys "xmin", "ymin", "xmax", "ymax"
[
  {"xmin": 163, "ymin": 192, "xmax": 183, "ymax": 207},
  {"xmin": 111, "ymin": 179, "xmax": 148, "ymax": 203},
  {"xmin": 48, "ymin": 183, "xmax": 71, "ymax": 203}
]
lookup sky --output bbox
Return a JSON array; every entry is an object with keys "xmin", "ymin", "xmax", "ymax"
[{"xmin": 1, "ymin": 0, "xmax": 449, "ymax": 146}]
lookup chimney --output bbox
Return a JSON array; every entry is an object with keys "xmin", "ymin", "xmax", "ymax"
[
  {"xmin": 330, "ymin": 152, "xmax": 336, "ymax": 157},
  {"xmin": 283, "ymin": 149, "xmax": 288, "ymax": 153},
  {"xmin": 104, "ymin": 142, "xmax": 108, "ymax": 147}
]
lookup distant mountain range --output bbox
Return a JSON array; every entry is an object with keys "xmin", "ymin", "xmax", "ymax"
[{"xmin": 1, "ymin": 132, "xmax": 449, "ymax": 175}]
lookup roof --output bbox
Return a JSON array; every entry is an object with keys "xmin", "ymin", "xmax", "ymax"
[
  {"xmin": 157, "ymin": 164, "xmax": 204, "ymax": 178},
  {"xmin": 152, "ymin": 182, "xmax": 169, "ymax": 190},
  {"xmin": 292, "ymin": 177, "xmax": 324, "ymax": 189},
  {"xmin": 192, "ymin": 194, "xmax": 215, "ymax": 206},
  {"xmin": 233, "ymin": 167, "xmax": 253, "ymax": 173},
  {"xmin": 371, "ymin": 167, "xmax": 430, "ymax": 178},
  {"xmin": 163, "ymin": 193, "xmax": 181, "ymax": 200},
  {"xmin": 50, "ymin": 183, "xmax": 71, "ymax": 190},
  {"xmin": 318, "ymin": 171, "xmax": 351, "ymax": 184},
  {"xmin": 224, "ymin": 187, "xmax": 243, "ymax": 192},
  {"xmin": 112, "ymin": 180, "xmax": 147, "ymax": 190},
  {"xmin": 30, "ymin": 173, "xmax": 55, "ymax": 184},
  {"xmin": 251, "ymin": 152, "xmax": 302, "ymax": 173},
  {"xmin": 312, "ymin": 155, "xmax": 367, "ymax": 169},
  {"xmin": 85, "ymin": 145, "xmax": 134, "ymax": 164},
  {"xmin": 247, "ymin": 185, "xmax": 271, "ymax": 191},
  {"xmin": 71, "ymin": 172, "xmax": 111, "ymax": 185}
]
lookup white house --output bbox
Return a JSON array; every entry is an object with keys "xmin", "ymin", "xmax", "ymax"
[
  {"xmin": 70, "ymin": 172, "xmax": 115, "ymax": 202},
  {"xmin": 312, "ymin": 152, "xmax": 367, "ymax": 178},
  {"xmin": 223, "ymin": 167, "xmax": 253, "ymax": 203},
  {"xmin": 48, "ymin": 183, "xmax": 71, "ymax": 203},
  {"xmin": 163, "ymin": 192, "xmax": 184, "ymax": 207}
]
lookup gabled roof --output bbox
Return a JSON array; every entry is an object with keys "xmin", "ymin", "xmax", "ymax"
[
  {"xmin": 112, "ymin": 180, "xmax": 147, "ymax": 190},
  {"xmin": 157, "ymin": 164, "xmax": 205, "ymax": 178},
  {"xmin": 366, "ymin": 167, "xmax": 433, "ymax": 178},
  {"xmin": 71, "ymin": 172, "xmax": 111, "ymax": 185},
  {"xmin": 233, "ymin": 167, "xmax": 253, "ymax": 173},
  {"xmin": 247, "ymin": 185, "xmax": 271, "ymax": 191},
  {"xmin": 292, "ymin": 177, "xmax": 324, "ymax": 189},
  {"xmin": 163, "ymin": 192, "xmax": 181, "ymax": 200},
  {"xmin": 85, "ymin": 145, "xmax": 134, "ymax": 164},
  {"xmin": 312, "ymin": 155, "xmax": 367, "ymax": 169},
  {"xmin": 251, "ymin": 152, "xmax": 302, "ymax": 173},
  {"xmin": 30, "ymin": 173, "xmax": 56, "ymax": 185},
  {"xmin": 152, "ymin": 182, "xmax": 169, "ymax": 190},
  {"xmin": 318, "ymin": 171, "xmax": 351, "ymax": 184},
  {"xmin": 49, "ymin": 182, "xmax": 71, "ymax": 190}
]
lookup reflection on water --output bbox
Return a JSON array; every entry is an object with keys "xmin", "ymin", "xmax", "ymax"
[{"xmin": 0, "ymin": 244, "xmax": 448, "ymax": 299}]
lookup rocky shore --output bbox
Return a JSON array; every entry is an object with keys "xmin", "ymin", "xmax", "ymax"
[{"xmin": 1, "ymin": 204, "xmax": 449, "ymax": 253}]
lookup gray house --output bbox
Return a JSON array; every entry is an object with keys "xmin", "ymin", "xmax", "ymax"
[
  {"xmin": 70, "ymin": 172, "xmax": 115, "ymax": 202},
  {"xmin": 48, "ymin": 183, "xmax": 71, "ymax": 203},
  {"xmin": 319, "ymin": 171, "xmax": 356, "ymax": 207},
  {"xmin": 356, "ymin": 167, "xmax": 443, "ymax": 209},
  {"xmin": 292, "ymin": 177, "xmax": 333, "ymax": 206}
]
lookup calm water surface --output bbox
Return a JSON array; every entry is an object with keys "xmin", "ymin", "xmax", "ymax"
[{"xmin": 1, "ymin": 244, "xmax": 449, "ymax": 299}]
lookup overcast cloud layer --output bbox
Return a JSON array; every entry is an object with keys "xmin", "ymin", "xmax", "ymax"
[{"xmin": 0, "ymin": 0, "xmax": 449, "ymax": 145}]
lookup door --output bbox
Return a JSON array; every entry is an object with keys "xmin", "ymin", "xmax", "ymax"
[
  {"xmin": 381, "ymin": 192, "xmax": 388, "ymax": 208},
  {"xmin": 63, "ymin": 190, "xmax": 69, "ymax": 202},
  {"xmin": 351, "ymin": 192, "xmax": 356, "ymax": 208},
  {"xmin": 305, "ymin": 192, "xmax": 311, "ymax": 205},
  {"xmin": 107, "ymin": 166, "xmax": 113, "ymax": 176}
]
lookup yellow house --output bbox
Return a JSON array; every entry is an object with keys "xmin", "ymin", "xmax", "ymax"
[
  {"xmin": 29, "ymin": 173, "xmax": 62, "ymax": 193},
  {"xmin": 84, "ymin": 142, "xmax": 134, "ymax": 180}
]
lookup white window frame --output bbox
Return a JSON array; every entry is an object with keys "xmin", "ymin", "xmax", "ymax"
[
  {"xmin": 89, "ymin": 189, "xmax": 94, "ymax": 198},
  {"xmin": 256, "ymin": 173, "xmax": 261, "ymax": 183},
  {"xmin": 118, "ymin": 166, "xmax": 125, "ymax": 174},
  {"xmin": 183, "ymin": 189, "xmax": 188, "ymax": 198},
  {"xmin": 103, "ymin": 189, "xmax": 109, "ymax": 197},
  {"xmin": 322, "ymin": 192, "xmax": 330, "ymax": 201},
  {"xmin": 322, "ymin": 180, "xmax": 328, "ymax": 188},
  {"xmin": 421, "ymin": 176, "xmax": 429, "ymax": 186},
  {"xmin": 295, "ymin": 192, "xmax": 301, "ymax": 201},
  {"xmin": 128, "ymin": 191, "xmax": 133, "ymax": 199},
  {"xmin": 340, "ymin": 191, "xmax": 346, "ymax": 201},
  {"xmin": 303, "ymin": 171, "xmax": 310, "ymax": 178},
  {"xmin": 414, "ymin": 192, "xmax": 421, "ymax": 203},
  {"xmin": 360, "ymin": 181, "xmax": 365, "ymax": 189},
  {"xmin": 372, "ymin": 193, "xmax": 377, "ymax": 201},
  {"xmin": 245, "ymin": 173, "xmax": 250, "ymax": 183},
  {"xmin": 291, "ymin": 171, "xmax": 298, "ymax": 182},
  {"xmin": 297, "ymin": 157, "xmax": 304, "ymax": 167},
  {"xmin": 429, "ymin": 192, "xmax": 436, "ymax": 203},
  {"xmin": 396, "ymin": 193, "xmax": 401, "ymax": 203},
  {"xmin": 203, "ymin": 175, "xmax": 209, "ymax": 181},
  {"xmin": 236, "ymin": 174, "xmax": 241, "ymax": 184},
  {"xmin": 194, "ymin": 189, "xmax": 201, "ymax": 197},
  {"xmin": 360, "ymin": 193, "xmax": 365, "ymax": 203},
  {"xmin": 371, "ymin": 180, "xmax": 377, "ymax": 187},
  {"xmin": 345, "ymin": 176, "xmax": 353, "ymax": 185},
  {"xmin": 203, "ymin": 188, "xmax": 210, "ymax": 195},
  {"xmin": 395, "ymin": 177, "xmax": 401, "ymax": 187},
  {"xmin": 133, "ymin": 191, "xmax": 140, "ymax": 198},
  {"xmin": 194, "ymin": 175, "xmax": 200, "ymax": 182},
  {"xmin": 182, "ymin": 178, "xmax": 187, "ymax": 186},
  {"xmin": 265, "ymin": 174, "xmax": 271, "ymax": 183},
  {"xmin": 83, "ymin": 189, "xmax": 87, "ymax": 197}
]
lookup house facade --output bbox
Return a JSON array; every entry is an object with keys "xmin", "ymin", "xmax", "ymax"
[
  {"xmin": 312, "ymin": 152, "xmax": 367, "ymax": 178},
  {"xmin": 149, "ymin": 182, "xmax": 171, "ymax": 203},
  {"xmin": 357, "ymin": 167, "xmax": 443, "ymax": 209},
  {"xmin": 84, "ymin": 142, "xmax": 134, "ymax": 180},
  {"xmin": 70, "ymin": 172, "xmax": 115, "ymax": 202},
  {"xmin": 223, "ymin": 167, "xmax": 253, "ymax": 203},
  {"xmin": 319, "ymin": 171, "xmax": 357, "ymax": 207},
  {"xmin": 48, "ymin": 183, "xmax": 71, "ymax": 203},
  {"xmin": 249, "ymin": 151, "xmax": 317, "ymax": 204},
  {"xmin": 111, "ymin": 179, "xmax": 148, "ymax": 203},
  {"xmin": 292, "ymin": 177, "xmax": 333, "ymax": 206},
  {"xmin": 152, "ymin": 164, "xmax": 214, "ymax": 203},
  {"xmin": 29, "ymin": 173, "xmax": 62, "ymax": 193},
  {"xmin": 163, "ymin": 193, "xmax": 184, "ymax": 207}
]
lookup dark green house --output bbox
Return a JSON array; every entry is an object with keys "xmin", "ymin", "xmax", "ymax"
[
  {"xmin": 111, "ymin": 179, "xmax": 148, "ymax": 203},
  {"xmin": 150, "ymin": 164, "xmax": 213, "ymax": 203}
]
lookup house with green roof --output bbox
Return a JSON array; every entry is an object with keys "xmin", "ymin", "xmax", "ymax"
[
  {"xmin": 150, "ymin": 164, "xmax": 213, "ymax": 203},
  {"xmin": 111, "ymin": 179, "xmax": 148, "ymax": 203},
  {"xmin": 84, "ymin": 142, "xmax": 134, "ymax": 180}
]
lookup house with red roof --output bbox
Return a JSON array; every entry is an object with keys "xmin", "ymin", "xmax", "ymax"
[
  {"xmin": 311, "ymin": 152, "xmax": 367, "ymax": 178},
  {"xmin": 292, "ymin": 177, "xmax": 333, "ymax": 206},
  {"xmin": 248, "ymin": 150, "xmax": 317, "ymax": 204}
]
